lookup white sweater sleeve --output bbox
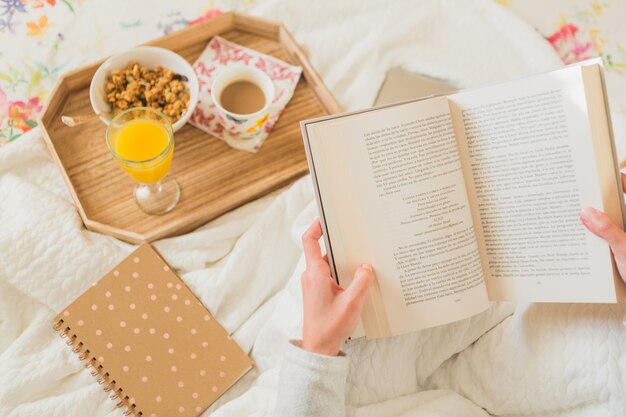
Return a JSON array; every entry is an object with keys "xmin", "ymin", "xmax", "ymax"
[{"xmin": 274, "ymin": 340, "xmax": 349, "ymax": 417}]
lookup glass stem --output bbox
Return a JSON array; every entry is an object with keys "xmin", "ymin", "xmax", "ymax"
[{"xmin": 145, "ymin": 181, "xmax": 163, "ymax": 193}]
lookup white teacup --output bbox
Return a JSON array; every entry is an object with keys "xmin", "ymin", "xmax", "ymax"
[{"xmin": 210, "ymin": 66, "xmax": 274, "ymax": 140}]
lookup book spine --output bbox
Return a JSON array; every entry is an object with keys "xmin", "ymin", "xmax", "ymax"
[{"xmin": 53, "ymin": 319, "xmax": 141, "ymax": 417}]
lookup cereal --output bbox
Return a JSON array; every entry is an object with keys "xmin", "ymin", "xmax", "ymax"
[{"xmin": 105, "ymin": 62, "xmax": 190, "ymax": 123}]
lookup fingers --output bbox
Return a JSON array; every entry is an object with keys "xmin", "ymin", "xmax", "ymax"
[
  {"xmin": 342, "ymin": 264, "xmax": 375, "ymax": 306},
  {"xmin": 302, "ymin": 219, "xmax": 323, "ymax": 267},
  {"xmin": 580, "ymin": 207, "xmax": 626, "ymax": 251}
]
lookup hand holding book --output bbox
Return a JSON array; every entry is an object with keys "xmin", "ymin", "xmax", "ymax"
[
  {"xmin": 581, "ymin": 173, "xmax": 626, "ymax": 284},
  {"xmin": 300, "ymin": 220, "xmax": 374, "ymax": 355},
  {"xmin": 302, "ymin": 60, "xmax": 626, "ymax": 339},
  {"xmin": 297, "ymin": 176, "xmax": 626, "ymax": 347}
]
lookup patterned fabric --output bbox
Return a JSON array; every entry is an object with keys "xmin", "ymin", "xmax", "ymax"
[
  {"xmin": 190, "ymin": 36, "xmax": 302, "ymax": 153},
  {"xmin": 0, "ymin": 0, "xmax": 222, "ymax": 146},
  {"xmin": 3, "ymin": 0, "xmax": 624, "ymax": 147},
  {"xmin": 497, "ymin": 0, "xmax": 626, "ymax": 113}
]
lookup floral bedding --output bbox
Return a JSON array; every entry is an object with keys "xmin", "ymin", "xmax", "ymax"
[
  {"xmin": 1, "ymin": 0, "xmax": 625, "ymax": 147},
  {"xmin": 500, "ymin": 0, "xmax": 626, "ymax": 115},
  {"xmin": 0, "ymin": 0, "xmax": 222, "ymax": 146}
]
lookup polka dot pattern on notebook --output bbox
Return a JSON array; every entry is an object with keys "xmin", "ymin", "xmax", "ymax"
[{"xmin": 53, "ymin": 245, "xmax": 251, "ymax": 417}]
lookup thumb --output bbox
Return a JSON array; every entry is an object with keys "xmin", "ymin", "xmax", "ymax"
[
  {"xmin": 580, "ymin": 207, "xmax": 626, "ymax": 250},
  {"xmin": 342, "ymin": 264, "xmax": 375, "ymax": 305}
]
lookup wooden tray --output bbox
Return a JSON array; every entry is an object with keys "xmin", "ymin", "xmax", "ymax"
[{"xmin": 39, "ymin": 12, "xmax": 340, "ymax": 244}]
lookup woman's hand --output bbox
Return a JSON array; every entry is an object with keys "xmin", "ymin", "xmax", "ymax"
[
  {"xmin": 300, "ymin": 219, "xmax": 375, "ymax": 356},
  {"xmin": 580, "ymin": 174, "xmax": 626, "ymax": 283}
]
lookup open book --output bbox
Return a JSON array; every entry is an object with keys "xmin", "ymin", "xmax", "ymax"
[{"xmin": 301, "ymin": 60, "xmax": 626, "ymax": 339}]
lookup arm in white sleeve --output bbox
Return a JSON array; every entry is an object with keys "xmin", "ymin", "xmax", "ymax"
[{"xmin": 274, "ymin": 340, "xmax": 349, "ymax": 417}]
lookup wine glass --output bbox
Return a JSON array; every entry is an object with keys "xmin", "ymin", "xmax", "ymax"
[{"xmin": 106, "ymin": 107, "xmax": 180, "ymax": 215}]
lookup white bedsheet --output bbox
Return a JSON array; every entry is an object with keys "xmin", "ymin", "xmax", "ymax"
[{"xmin": 2, "ymin": 0, "xmax": 626, "ymax": 416}]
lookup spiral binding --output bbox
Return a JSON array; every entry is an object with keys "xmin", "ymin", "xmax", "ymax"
[{"xmin": 54, "ymin": 319, "xmax": 143, "ymax": 417}]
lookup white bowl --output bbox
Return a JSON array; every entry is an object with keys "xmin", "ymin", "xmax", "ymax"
[{"xmin": 89, "ymin": 46, "xmax": 199, "ymax": 132}]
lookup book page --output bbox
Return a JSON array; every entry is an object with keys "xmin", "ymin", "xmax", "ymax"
[
  {"xmin": 448, "ymin": 64, "xmax": 619, "ymax": 302},
  {"xmin": 305, "ymin": 96, "xmax": 489, "ymax": 338}
]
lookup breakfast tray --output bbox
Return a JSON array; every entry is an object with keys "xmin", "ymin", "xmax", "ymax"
[{"xmin": 39, "ymin": 12, "xmax": 340, "ymax": 244}]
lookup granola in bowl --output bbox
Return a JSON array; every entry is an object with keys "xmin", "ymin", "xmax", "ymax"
[
  {"xmin": 105, "ymin": 62, "xmax": 191, "ymax": 124},
  {"xmin": 90, "ymin": 46, "xmax": 199, "ymax": 132}
]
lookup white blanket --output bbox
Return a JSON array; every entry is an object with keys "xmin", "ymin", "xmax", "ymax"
[{"xmin": 2, "ymin": 0, "xmax": 626, "ymax": 416}]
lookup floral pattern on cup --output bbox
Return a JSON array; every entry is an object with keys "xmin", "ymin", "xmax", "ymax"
[{"xmin": 219, "ymin": 112, "xmax": 268, "ymax": 139}]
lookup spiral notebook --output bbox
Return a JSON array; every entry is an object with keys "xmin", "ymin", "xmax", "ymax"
[{"xmin": 53, "ymin": 244, "xmax": 253, "ymax": 417}]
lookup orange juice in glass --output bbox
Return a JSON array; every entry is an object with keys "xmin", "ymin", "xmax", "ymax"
[{"xmin": 106, "ymin": 107, "xmax": 180, "ymax": 215}]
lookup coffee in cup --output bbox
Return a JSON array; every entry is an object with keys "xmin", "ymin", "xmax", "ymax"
[
  {"xmin": 211, "ymin": 66, "xmax": 274, "ymax": 140},
  {"xmin": 219, "ymin": 81, "xmax": 266, "ymax": 114}
]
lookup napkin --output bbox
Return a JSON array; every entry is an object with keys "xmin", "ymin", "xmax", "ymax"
[{"xmin": 189, "ymin": 36, "xmax": 303, "ymax": 153}]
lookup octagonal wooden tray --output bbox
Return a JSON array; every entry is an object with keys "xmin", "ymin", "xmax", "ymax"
[{"xmin": 39, "ymin": 12, "xmax": 340, "ymax": 244}]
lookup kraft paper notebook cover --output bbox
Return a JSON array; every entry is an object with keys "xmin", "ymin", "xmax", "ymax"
[
  {"xmin": 53, "ymin": 244, "xmax": 253, "ymax": 417},
  {"xmin": 374, "ymin": 68, "xmax": 456, "ymax": 106}
]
